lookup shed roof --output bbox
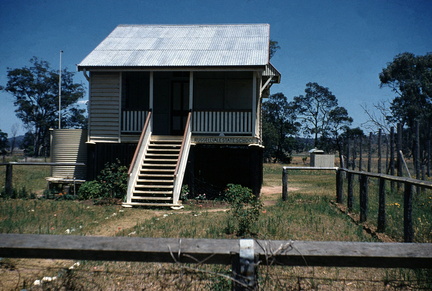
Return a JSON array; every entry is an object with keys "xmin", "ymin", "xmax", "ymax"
[{"xmin": 78, "ymin": 24, "xmax": 271, "ymax": 69}]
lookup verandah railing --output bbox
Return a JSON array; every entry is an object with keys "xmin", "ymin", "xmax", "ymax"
[
  {"xmin": 192, "ymin": 110, "xmax": 252, "ymax": 134},
  {"xmin": 122, "ymin": 110, "xmax": 253, "ymax": 135},
  {"xmin": 121, "ymin": 110, "xmax": 149, "ymax": 133}
]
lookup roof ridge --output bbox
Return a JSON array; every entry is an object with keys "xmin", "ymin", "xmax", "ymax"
[{"xmin": 116, "ymin": 23, "xmax": 269, "ymax": 27}]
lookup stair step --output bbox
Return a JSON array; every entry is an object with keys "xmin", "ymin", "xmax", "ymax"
[
  {"xmin": 140, "ymin": 169, "xmax": 175, "ymax": 174},
  {"xmin": 147, "ymin": 149, "xmax": 180, "ymax": 153},
  {"xmin": 137, "ymin": 179, "xmax": 174, "ymax": 183},
  {"xmin": 142, "ymin": 164, "xmax": 176, "ymax": 168},
  {"xmin": 146, "ymin": 153, "xmax": 179, "ymax": 157},
  {"xmin": 123, "ymin": 202, "xmax": 182, "ymax": 207},
  {"xmin": 143, "ymin": 158, "xmax": 178, "ymax": 162},
  {"xmin": 135, "ymin": 185, "xmax": 174, "ymax": 190},
  {"xmin": 139, "ymin": 173, "xmax": 174, "ymax": 177},
  {"xmin": 133, "ymin": 190, "xmax": 173, "ymax": 194},
  {"xmin": 149, "ymin": 142, "xmax": 181, "ymax": 145},
  {"xmin": 131, "ymin": 196, "xmax": 173, "ymax": 201},
  {"xmin": 151, "ymin": 140, "xmax": 182, "ymax": 142}
]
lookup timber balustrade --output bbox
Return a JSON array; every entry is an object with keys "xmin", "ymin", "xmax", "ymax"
[
  {"xmin": 121, "ymin": 110, "xmax": 149, "ymax": 133},
  {"xmin": 192, "ymin": 110, "xmax": 252, "ymax": 134},
  {"xmin": 1, "ymin": 234, "xmax": 431, "ymax": 290},
  {"xmin": 282, "ymin": 166, "xmax": 432, "ymax": 243}
]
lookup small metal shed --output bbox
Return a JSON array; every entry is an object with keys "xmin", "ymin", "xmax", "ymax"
[{"xmin": 309, "ymin": 148, "xmax": 335, "ymax": 167}]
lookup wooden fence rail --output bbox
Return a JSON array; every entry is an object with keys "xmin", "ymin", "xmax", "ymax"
[
  {"xmin": 282, "ymin": 167, "xmax": 432, "ymax": 243},
  {"xmin": 1, "ymin": 234, "xmax": 431, "ymax": 290}
]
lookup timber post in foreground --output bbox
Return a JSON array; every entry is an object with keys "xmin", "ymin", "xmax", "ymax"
[
  {"xmin": 282, "ymin": 167, "xmax": 288, "ymax": 201},
  {"xmin": 336, "ymin": 168, "xmax": 343, "ymax": 203}
]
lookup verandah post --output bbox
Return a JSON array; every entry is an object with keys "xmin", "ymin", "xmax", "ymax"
[{"xmin": 282, "ymin": 167, "xmax": 288, "ymax": 201}]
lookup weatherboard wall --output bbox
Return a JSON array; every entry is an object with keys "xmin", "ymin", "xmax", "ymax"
[{"xmin": 88, "ymin": 72, "xmax": 121, "ymax": 143}]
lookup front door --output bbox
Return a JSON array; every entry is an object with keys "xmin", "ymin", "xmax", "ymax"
[{"xmin": 171, "ymin": 81, "xmax": 189, "ymax": 135}]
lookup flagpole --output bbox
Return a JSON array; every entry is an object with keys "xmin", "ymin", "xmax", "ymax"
[{"xmin": 59, "ymin": 50, "xmax": 63, "ymax": 129}]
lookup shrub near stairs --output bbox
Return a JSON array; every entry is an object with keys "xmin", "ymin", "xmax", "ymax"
[{"xmin": 78, "ymin": 160, "xmax": 128, "ymax": 202}]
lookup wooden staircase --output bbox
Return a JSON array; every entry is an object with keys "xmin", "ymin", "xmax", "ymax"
[{"xmin": 126, "ymin": 136, "xmax": 183, "ymax": 206}]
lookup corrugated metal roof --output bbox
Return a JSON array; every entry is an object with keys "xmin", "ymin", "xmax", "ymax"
[{"xmin": 78, "ymin": 24, "xmax": 271, "ymax": 69}]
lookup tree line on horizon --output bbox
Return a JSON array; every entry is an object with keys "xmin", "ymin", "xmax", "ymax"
[
  {"xmin": 263, "ymin": 52, "xmax": 431, "ymax": 170},
  {"xmin": 0, "ymin": 52, "xmax": 431, "ymax": 172}
]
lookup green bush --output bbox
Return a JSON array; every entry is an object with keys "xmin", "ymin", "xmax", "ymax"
[
  {"xmin": 77, "ymin": 180, "xmax": 102, "ymax": 200},
  {"xmin": 223, "ymin": 184, "xmax": 262, "ymax": 237},
  {"xmin": 98, "ymin": 160, "xmax": 128, "ymax": 198},
  {"xmin": 77, "ymin": 160, "xmax": 128, "ymax": 201}
]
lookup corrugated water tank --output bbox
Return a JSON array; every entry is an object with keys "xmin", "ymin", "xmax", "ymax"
[{"xmin": 50, "ymin": 129, "xmax": 87, "ymax": 179}]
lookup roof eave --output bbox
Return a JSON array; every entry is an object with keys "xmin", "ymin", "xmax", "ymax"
[{"xmin": 77, "ymin": 65, "xmax": 267, "ymax": 72}]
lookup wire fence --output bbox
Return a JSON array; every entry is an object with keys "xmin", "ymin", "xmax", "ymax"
[{"xmin": 2, "ymin": 256, "xmax": 432, "ymax": 290}]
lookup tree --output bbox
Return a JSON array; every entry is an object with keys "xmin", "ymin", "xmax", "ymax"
[
  {"xmin": 9, "ymin": 123, "xmax": 20, "ymax": 155},
  {"xmin": 293, "ymin": 82, "xmax": 352, "ymax": 150},
  {"xmin": 324, "ymin": 106, "xmax": 354, "ymax": 153},
  {"xmin": 361, "ymin": 101, "xmax": 395, "ymax": 134},
  {"xmin": 269, "ymin": 40, "xmax": 280, "ymax": 59},
  {"xmin": 2, "ymin": 57, "xmax": 86, "ymax": 156},
  {"xmin": 380, "ymin": 52, "xmax": 432, "ymax": 174},
  {"xmin": 262, "ymin": 93, "xmax": 299, "ymax": 162},
  {"xmin": 379, "ymin": 52, "xmax": 432, "ymax": 128},
  {"xmin": 0, "ymin": 129, "xmax": 8, "ymax": 156}
]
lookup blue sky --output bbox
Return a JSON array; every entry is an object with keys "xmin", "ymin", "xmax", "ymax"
[{"xmin": 1, "ymin": 0, "xmax": 431, "ymax": 136}]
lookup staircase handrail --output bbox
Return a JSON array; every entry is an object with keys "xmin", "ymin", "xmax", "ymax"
[
  {"xmin": 173, "ymin": 112, "xmax": 192, "ymax": 204},
  {"xmin": 128, "ymin": 111, "xmax": 152, "ymax": 175},
  {"xmin": 174, "ymin": 112, "xmax": 192, "ymax": 177}
]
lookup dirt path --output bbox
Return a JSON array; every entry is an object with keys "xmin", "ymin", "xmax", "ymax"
[{"xmin": 91, "ymin": 185, "xmax": 286, "ymax": 236}]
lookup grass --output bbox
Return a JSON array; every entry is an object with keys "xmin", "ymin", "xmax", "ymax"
[
  {"xmin": 1, "ymin": 160, "xmax": 431, "ymax": 290},
  {"xmin": 0, "ymin": 164, "xmax": 50, "ymax": 195},
  {"xmin": 0, "ymin": 199, "xmax": 125, "ymax": 235},
  {"xmin": 340, "ymin": 175, "xmax": 432, "ymax": 243}
]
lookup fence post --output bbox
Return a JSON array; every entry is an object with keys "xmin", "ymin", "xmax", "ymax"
[
  {"xmin": 282, "ymin": 167, "xmax": 288, "ymax": 201},
  {"xmin": 336, "ymin": 168, "xmax": 343, "ymax": 203},
  {"xmin": 368, "ymin": 132, "xmax": 372, "ymax": 172},
  {"xmin": 5, "ymin": 163, "xmax": 13, "ymax": 196},
  {"xmin": 359, "ymin": 136, "xmax": 363, "ymax": 171},
  {"xmin": 347, "ymin": 171, "xmax": 354, "ymax": 211},
  {"xmin": 377, "ymin": 178, "xmax": 386, "ymax": 232},
  {"xmin": 397, "ymin": 123, "xmax": 403, "ymax": 190},
  {"xmin": 359, "ymin": 174, "xmax": 368, "ymax": 223},
  {"xmin": 404, "ymin": 182, "xmax": 413, "ymax": 242},
  {"xmin": 232, "ymin": 239, "xmax": 258, "ymax": 290},
  {"xmin": 378, "ymin": 128, "xmax": 382, "ymax": 173},
  {"xmin": 390, "ymin": 127, "xmax": 395, "ymax": 192}
]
